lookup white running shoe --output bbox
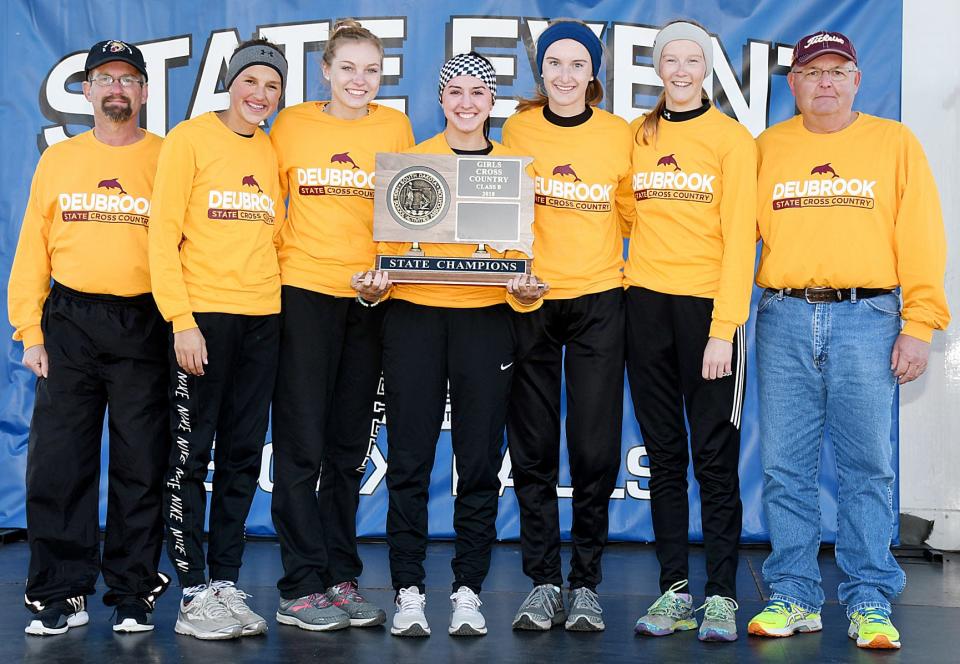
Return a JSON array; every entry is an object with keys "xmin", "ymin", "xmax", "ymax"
[
  {"xmin": 174, "ymin": 587, "xmax": 241, "ymax": 640},
  {"xmin": 449, "ymin": 586, "xmax": 486, "ymax": 636},
  {"xmin": 391, "ymin": 586, "xmax": 430, "ymax": 637},
  {"xmin": 211, "ymin": 580, "xmax": 268, "ymax": 636}
]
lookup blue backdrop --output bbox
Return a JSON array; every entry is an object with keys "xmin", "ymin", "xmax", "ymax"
[{"xmin": 0, "ymin": 0, "xmax": 902, "ymax": 543}]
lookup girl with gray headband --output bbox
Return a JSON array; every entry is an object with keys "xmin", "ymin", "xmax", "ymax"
[
  {"xmin": 627, "ymin": 19, "xmax": 757, "ymax": 644},
  {"xmin": 149, "ymin": 37, "xmax": 288, "ymax": 640}
]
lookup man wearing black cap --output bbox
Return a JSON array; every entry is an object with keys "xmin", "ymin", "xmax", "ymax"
[
  {"xmin": 8, "ymin": 39, "xmax": 170, "ymax": 636},
  {"xmin": 746, "ymin": 31, "xmax": 949, "ymax": 650}
]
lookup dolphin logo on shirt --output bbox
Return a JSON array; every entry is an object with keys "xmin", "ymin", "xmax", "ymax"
[
  {"xmin": 657, "ymin": 154, "xmax": 682, "ymax": 171},
  {"xmin": 810, "ymin": 163, "xmax": 840, "ymax": 178},
  {"xmin": 241, "ymin": 174, "xmax": 263, "ymax": 193},
  {"xmin": 97, "ymin": 178, "xmax": 127, "ymax": 195},
  {"xmin": 552, "ymin": 164, "xmax": 581, "ymax": 182},
  {"xmin": 331, "ymin": 152, "xmax": 360, "ymax": 169}
]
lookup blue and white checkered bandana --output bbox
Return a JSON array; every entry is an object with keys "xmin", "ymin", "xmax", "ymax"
[{"xmin": 438, "ymin": 52, "xmax": 497, "ymax": 104}]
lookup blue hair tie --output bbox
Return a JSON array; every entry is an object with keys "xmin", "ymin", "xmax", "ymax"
[{"xmin": 536, "ymin": 22, "xmax": 603, "ymax": 77}]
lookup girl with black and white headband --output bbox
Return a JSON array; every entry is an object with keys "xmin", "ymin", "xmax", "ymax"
[{"xmin": 354, "ymin": 51, "xmax": 547, "ymax": 638}]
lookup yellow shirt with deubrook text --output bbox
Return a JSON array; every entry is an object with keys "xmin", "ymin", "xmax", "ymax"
[
  {"xmin": 627, "ymin": 106, "xmax": 757, "ymax": 341},
  {"xmin": 148, "ymin": 112, "xmax": 284, "ymax": 332},
  {"xmin": 756, "ymin": 113, "xmax": 949, "ymax": 342},
  {"xmin": 8, "ymin": 130, "xmax": 162, "ymax": 347},
  {"xmin": 272, "ymin": 102, "xmax": 414, "ymax": 297},
  {"xmin": 502, "ymin": 107, "xmax": 635, "ymax": 300}
]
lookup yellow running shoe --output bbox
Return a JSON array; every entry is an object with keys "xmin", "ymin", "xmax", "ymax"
[
  {"xmin": 848, "ymin": 609, "xmax": 900, "ymax": 649},
  {"xmin": 747, "ymin": 599, "xmax": 822, "ymax": 637}
]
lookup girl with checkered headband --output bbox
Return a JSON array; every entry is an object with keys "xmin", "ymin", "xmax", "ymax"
[
  {"xmin": 359, "ymin": 50, "xmax": 547, "ymax": 638},
  {"xmin": 436, "ymin": 51, "xmax": 498, "ymax": 142}
]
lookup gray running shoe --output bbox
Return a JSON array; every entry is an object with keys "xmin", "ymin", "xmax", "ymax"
[
  {"xmin": 277, "ymin": 593, "xmax": 350, "ymax": 631},
  {"xmin": 211, "ymin": 581, "xmax": 267, "ymax": 636},
  {"xmin": 698, "ymin": 595, "xmax": 739, "ymax": 642},
  {"xmin": 326, "ymin": 581, "xmax": 386, "ymax": 627},
  {"xmin": 174, "ymin": 587, "xmax": 241, "ymax": 640},
  {"xmin": 565, "ymin": 587, "xmax": 604, "ymax": 631},
  {"xmin": 634, "ymin": 580, "xmax": 697, "ymax": 636},
  {"xmin": 512, "ymin": 584, "xmax": 566, "ymax": 631}
]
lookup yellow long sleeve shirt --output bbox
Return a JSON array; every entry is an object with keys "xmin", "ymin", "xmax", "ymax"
[
  {"xmin": 8, "ymin": 130, "xmax": 162, "ymax": 347},
  {"xmin": 378, "ymin": 133, "xmax": 539, "ymax": 313},
  {"xmin": 501, "ymin": 107, "xmax": 635, "ymax": 300},
  {"xmin": 148, "ymin": 112, "xmax": 284, "ymax": 332},
  {"xmin": 271, "ymin": 102, "xmax": 414, "ymax": 297},
  {"xmin": 626, "ymin": 107, "xmax": 758, "ymax": 341},
  {"xmin": 756, "ymin": 113, "xmax": 950, "ymax": 342}
]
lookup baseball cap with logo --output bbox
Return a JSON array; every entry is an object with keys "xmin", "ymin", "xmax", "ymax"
[
  {"xmin": 791, "ymin": 31, "xmax": 858, "ymax": 67},
  {"xmin": 84, "ymin": 40, "xmax": 148, "ymax": 81}
]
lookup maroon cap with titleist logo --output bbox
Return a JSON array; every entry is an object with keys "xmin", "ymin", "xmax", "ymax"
[{"xmin": 791, "ymin": 31, "xmax": 858, "ymax": 67}]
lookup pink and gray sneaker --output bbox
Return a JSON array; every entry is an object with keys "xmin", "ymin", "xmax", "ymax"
[
  {"xmin": 326, "ymin": 581, "xmax": 386, "ymax": 627},
  {"xmin": 276, "ymin": 592, "xmax": 350, "ymax": 631}
]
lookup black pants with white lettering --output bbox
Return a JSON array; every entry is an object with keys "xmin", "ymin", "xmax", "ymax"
[
  {"xmin": 625, "ymin": 287, "xmax": 744, "ymax": 598},
  {"xmin": 383, "ymin": 301, "xmax": 514, "ymax": 595},
  {"xmin": 25, "ymin": 283, "xmax": 170, "ymax": 607},
  {"xmin": 507, "ymin": 288, "xmax": 624, "ymax": 591},
  {"xmin": 163, "ymin": 312, "xmax": 279, "ymax": 588},
  {"xmin": 272, "ymin": 287, "xmax": 385, "ymax": 599}
]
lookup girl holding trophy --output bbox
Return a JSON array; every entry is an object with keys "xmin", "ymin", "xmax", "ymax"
[{"xmin": 353, "ymin": 51, "xmax": 546, "ymax": 638}]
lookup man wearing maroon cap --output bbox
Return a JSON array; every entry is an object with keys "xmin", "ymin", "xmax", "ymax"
[
  {"xmin": 746, "ymin": 31, "xmax": 949, "ymax": 650},
  {"xmin": 9, "ymin": 39, "xmax": 170, "ymax": 636}
]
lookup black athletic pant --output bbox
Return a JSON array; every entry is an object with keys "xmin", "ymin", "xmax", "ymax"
[
  {"xmin": 163, "ymin": 312, "xmax": 279, "ymax": 588},
  {"xmin": 272, "ymin": 287, "xmax": 385, "ymax": 599},
  {"xmin": 25, "ymin": 282, "xmax": 169, "ymax": 606},
  {"xmin": 383, "ymin": 301, "xmax": 514, "ymax": 595},
  {"xmin": 625, "ymin": 287, "xmax": 744, "ymax": 598},
  {"xmin": 507, "ymin": 288, "xmax": 624, "ymax": 591}
]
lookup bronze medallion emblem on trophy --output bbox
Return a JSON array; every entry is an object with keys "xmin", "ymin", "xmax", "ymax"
[{"xmin": 374, "ymin": 153, "xmax": 536, "ymax": 285}]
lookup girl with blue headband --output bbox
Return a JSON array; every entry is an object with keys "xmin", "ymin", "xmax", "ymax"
[{"xmin": 502, "ymin": 18, "xmax": 636, "ymax": 634}]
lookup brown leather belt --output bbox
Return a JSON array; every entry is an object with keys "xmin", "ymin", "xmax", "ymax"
[{"xmin": 777, "ymin": 287, "xmax": 895, "ymax": 304}]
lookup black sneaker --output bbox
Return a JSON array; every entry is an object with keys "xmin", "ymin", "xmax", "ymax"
[
  {"xmin": 24, "ymin": 596, "xmax": 89, "ymax": 636},
  {"xmin": 110, "ymin": 572, "xmax": 170, "ymax": 633},
  {"xmin": 114, "ymin": 601, "xmax": 154, "ymax": 633}
]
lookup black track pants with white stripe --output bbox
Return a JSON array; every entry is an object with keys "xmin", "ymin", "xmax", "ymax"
[
  {"xmin": 163, "ymin": 313, "xmax": 279, "ymax": 588},
  {"xmin": 25, "ymin": 283, "xmax": 169, "ymax": 606},
  {"xmin": 624, "ymin": 287, "xmax": 744, "ymax": 599}
]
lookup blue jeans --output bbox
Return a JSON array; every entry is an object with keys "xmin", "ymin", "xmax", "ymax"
[{"xmin": 756, "ymin": 289, "xmax": 905, "ymax": 617}]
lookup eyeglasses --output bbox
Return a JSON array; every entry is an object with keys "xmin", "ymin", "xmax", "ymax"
[
  {"xmin": 791, "ymin": 67, "xmax": 858, "ymax": 82},
  {"xmin": 88, "ymin": 74, "xmax": 144, "ymax": 88}
]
